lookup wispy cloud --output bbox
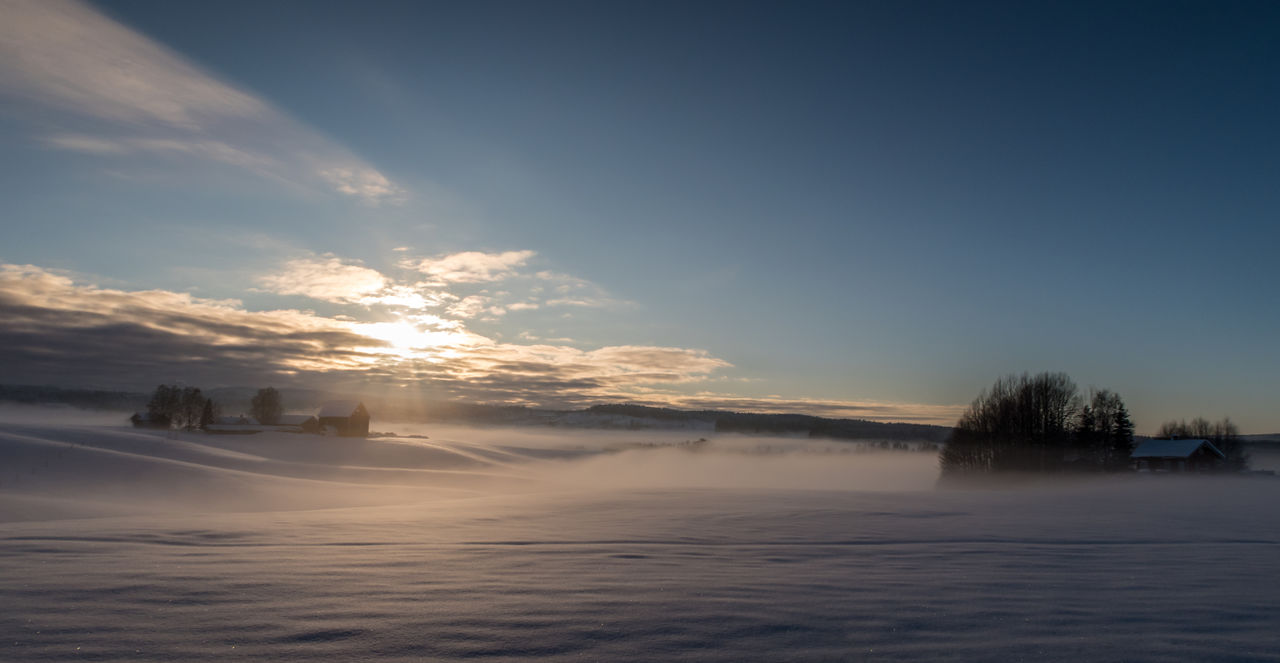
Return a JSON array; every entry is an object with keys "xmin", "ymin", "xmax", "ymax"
[
  {"xmin": 264, "ymin": 249, "xmax": 623, "ymax": 319},
  {"xmin": 0, "ymin": 0, "xmax": 402, "ymax": 203},
  {"xmin": 401, "ymin": 250, "xmax": 535, "ymax": 285},
  {"xmin": 447, "ymin": 294, "xmax": 505, "ymax": 319},
  {"xmin": 534, "ymin": 270, "xmax": 627, "ymax": 309}
]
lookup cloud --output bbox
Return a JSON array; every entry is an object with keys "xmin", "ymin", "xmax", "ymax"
[
  {"xmin": 0, "ymin": 263, "xmax": 385, "ymax": 387},
  {"xmin": 256, "ymin": 250, "xmax": 618, "ymax": 320},
  {"xmin": 46, "ymin": 134, "xmax": 277, "ymax": 171},
  {"xmin": 388, "ymin": 250, "xmax": 624, "ymax": 312},
  {"xmin": 447, "ymin": 295, "xmax": 505, "ymax": 319},
  {"xmin": 0, "ymin": 263, "xmax": 727, "ymax": 405},
  {"xmin": 0, "ymin": 262, "xmax": 962, "ymax": 424},
  {"xmin": 258, "ymin": 255, "xmax": 389, "ymax": 303},
  {"xmin": 258, "ymin": 254, "xmax": 457, "ymax": 310},
  {"xmin": 0, "ymin": 0, "xmax": 401, "ymax": 203},
  {"xmin": 401, "ymin": 250, "xmax": 535, "ymax": 284},
  {"xmin": 319, "ymin": 167, "xmax": 401, "ymax": 203},
  {"xmin": 533, "ymin": 270, "xmax": 627, "ymax": 309}
]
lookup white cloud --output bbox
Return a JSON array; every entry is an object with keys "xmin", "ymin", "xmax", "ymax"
[
  {"xmin": 319, "ymin": 167, "xmax": 403, "ymax": 205},
  {"xmin": 0, "ymin": 0, "xmax": 402, "ymax": 203},
  {"xmin": 259, "ymin": 255, "xmax": 388, "ymax": 303},
  {"xmin": 447, "ymin": 295, "xmax": 505, "ymax": 319},
  {"xmin": 365, "ymin": 285, "xmax": 454, "ymax": 310},
  {"xmin": 401, "ymin": 250, "xmax": 535, "ymax": 284}
]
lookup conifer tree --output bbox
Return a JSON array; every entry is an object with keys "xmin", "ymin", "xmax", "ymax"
[{"xmin": 1109, "ymin": 404, "xmax": 1135, "ymax": 470}]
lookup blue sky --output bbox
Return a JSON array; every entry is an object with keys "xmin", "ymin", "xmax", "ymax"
[{"xmin": 1, "ymin": 0, "xmax": 1277, "ymax": 431}]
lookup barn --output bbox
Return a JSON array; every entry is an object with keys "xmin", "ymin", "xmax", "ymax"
[
  {"xmin": 1131, "ymin": 438, "xmax": 1225, "ymax": 473},
  {"xmin": 317, "ymin": 401, "xmax": 370, "ymax": 437}
]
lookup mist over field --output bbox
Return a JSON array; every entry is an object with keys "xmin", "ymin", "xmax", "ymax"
[{"xmin": 2, "ymin": 413, "xmax": 1279, "ymax": 661}]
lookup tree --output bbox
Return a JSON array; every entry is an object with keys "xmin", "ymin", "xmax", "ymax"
[
  {"xmin": 941, "ymin": 372, "xmax": 1082, "ymax": 475},
  {"xmin": 1109, "ymin": 403, "xmax": 1135, "ymax": 471},
  {"xmin": 1073, "ymin": 404, "xmax": 1100, "ymax": 467},
  {"xmin": 1155, "ymin": 416, "xmax": 1246, "ymax": 471},
  {"xmin": 941, "ymin": 372, "xmax": 1134, "ymax": 476},
  {"xmin": 1080, "ymin": 389, "xmax": 1131, "ymax": 470},
  {"xmin": 199, "ymin": 399, "xmax": 218, "ymax": 430},
  {"xmin": 145, "ymin": 384, "xmax": 180, "ymax": 428},
  {"xmin": 177, "ymin": 387, "xmax": 206, "ymax": 430},
  {"xmin": 251, "ymin": 387, "xmax": 282, "ymax": 425},
  {"xmin": 146, "ymin": 384, "xmax": 212, "ymax": 430}
]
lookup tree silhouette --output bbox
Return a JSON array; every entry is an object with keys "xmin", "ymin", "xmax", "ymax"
[
  {"xmin": 199, "ymin": 399, "xmax": 218, "ymax": 429},
  {"xmin": 1155, "ymin": 417, "xmax": 1246, "ymax": 470},
  {"xmin": 941, "ymin": 372, "xmax": 1134, "ymax": 476},
  {"xmin": 1109, "ymin": 403, "xmax": 1135, "ymax": 470},
  {"xmin": 145, "ymin": 384, "xmax": 179, "ymax": 428},
  {"xmin": 251, "ymin": 387, "xmax": 282, "ymax": 425}
]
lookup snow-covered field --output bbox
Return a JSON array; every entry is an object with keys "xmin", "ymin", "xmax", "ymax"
[{"xmin": 2, "ymin": 415, "xmax": 1279, "ymax": 661}]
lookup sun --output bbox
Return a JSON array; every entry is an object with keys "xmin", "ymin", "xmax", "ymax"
[{"xmin": 357, "ymin": 319, "xmax": 472, "ymax": 360}]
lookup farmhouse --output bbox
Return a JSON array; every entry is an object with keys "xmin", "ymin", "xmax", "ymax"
[
  {"xmin": 317, "ymin": 400, "xmax": 370, "ymax": 437},
  {"xmin": 1131, "ymin": 438, "xmax": 1225, "ymax": 473}
]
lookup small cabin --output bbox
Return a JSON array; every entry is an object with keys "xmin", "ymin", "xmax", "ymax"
[
  {"xmin": 317, "ymin": 400, "xmax": 370, "ymax": 438},
  {"xmin": 1131, "ymin": 439, "xmax": 1225, "ymax": 473}
]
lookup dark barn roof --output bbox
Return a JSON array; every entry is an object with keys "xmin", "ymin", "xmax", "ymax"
[
  {"xmin": 1131, "ymin": 439, "xmax": 1225, "ymax": 460},
  {"xmin": 318, "ymin": 400, "xmax": 363, "ymax": 418}
]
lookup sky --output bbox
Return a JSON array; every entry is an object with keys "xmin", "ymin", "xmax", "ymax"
[{"xmin": 0, "ymin": 0, "xmax": 1277, "ymax": 431}]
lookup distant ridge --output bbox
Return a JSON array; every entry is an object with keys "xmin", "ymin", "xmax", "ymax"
[
  {"xmin": 0, "ymin": 384, "xmax": 146, "ymax": 411},
  {"xmin": 583, "ymin": 404, "xmax": 952, "ymax": 443}
]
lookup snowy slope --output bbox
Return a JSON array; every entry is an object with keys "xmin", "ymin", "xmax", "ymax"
[{"xmin": 2, "ymin": 423, "xmax": 1279, "ymax": 661}]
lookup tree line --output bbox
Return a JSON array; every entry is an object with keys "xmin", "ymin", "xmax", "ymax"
[
  {"xmin": 145, "ymin": 384, "xmax": 218, "ymax": 430},
  {"xmin": 145, "ymin": 385, "xmax": 282, "ymax": 429},
  {"xmin": 940, "ymin": 372, "xmax": 1243, "ymax": 476}
]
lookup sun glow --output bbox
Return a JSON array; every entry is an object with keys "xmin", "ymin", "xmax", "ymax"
[{"xmin": 357, "ymin": 320, "xmax": 472, "ymax": 360}]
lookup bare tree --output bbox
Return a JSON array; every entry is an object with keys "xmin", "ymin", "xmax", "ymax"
[
  {"xmin": 941, "ymin": 372, "xmax": 1082, "ymax": 475},
  {"xmin": 1156, "ymin": 416, "xmax": 1246, "ymax": 470},
  {"xmin": 199, "ymin": 398, "xmax": 219, "ymax": 430},
  {"xmin": 251, "ymin": 387, "xmax": 283, "ymax": 425},
  {"xmin": 145, "ymin": 384, "xmax": 180, "ymax": 428}
]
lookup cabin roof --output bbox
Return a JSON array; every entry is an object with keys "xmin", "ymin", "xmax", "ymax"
[
  {"xmin": 1131, "ymin": 438, "xmax": 1226, "ymax": 460},
  {"xmin": 317, "ymin": 400, "xmax": 363, "ymax": 418}
]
